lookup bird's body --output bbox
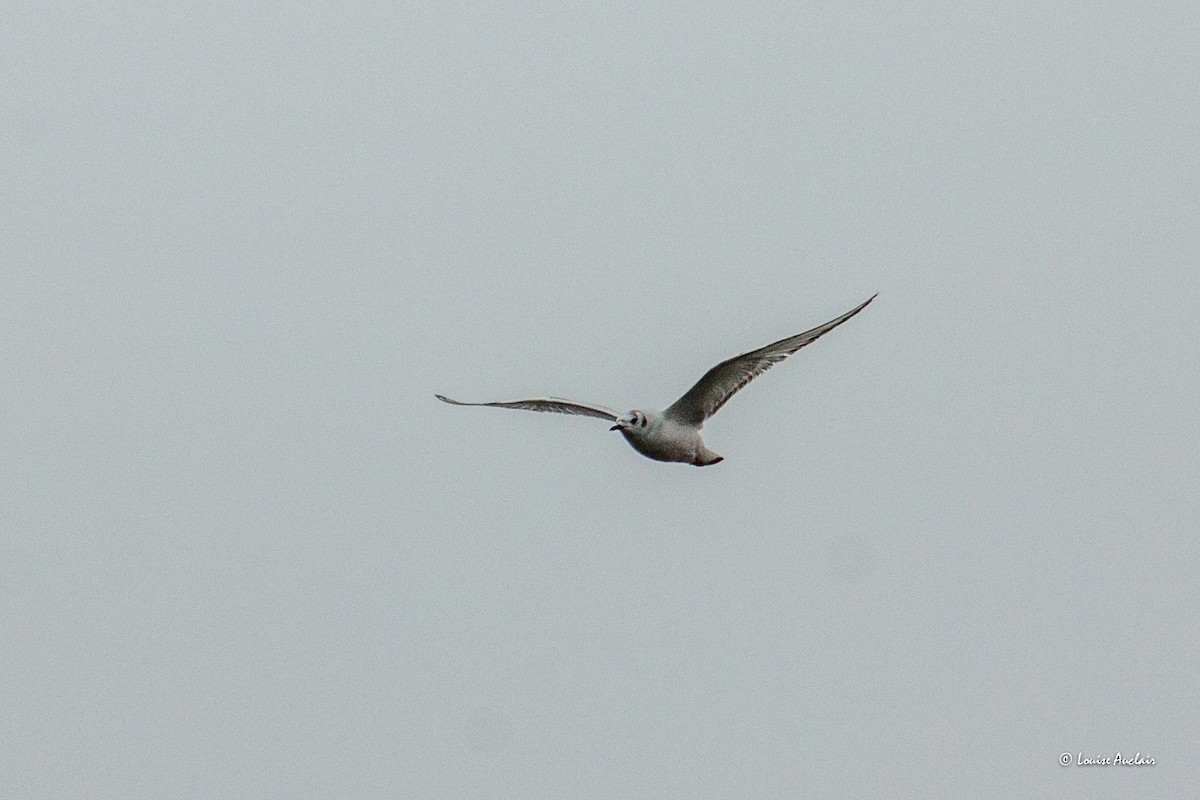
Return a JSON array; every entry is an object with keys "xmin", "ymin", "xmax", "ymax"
[
  {"xmin": 437, "ymin": 294, "xmax": 875, "ymax": 466},
  {"xmin": 611, "ymin": 409, "xmax": 724, "ymax": 466}
]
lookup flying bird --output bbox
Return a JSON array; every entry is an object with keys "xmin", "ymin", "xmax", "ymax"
[{"xmin": 437, "ymin": 294, "xmax": 876, "ymax": 466}]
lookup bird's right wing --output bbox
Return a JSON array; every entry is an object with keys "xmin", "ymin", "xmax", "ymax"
[
  {"xmin": 435, "ymin": 394, "xmax": 618, "ymax": 422},
  {"xmin": 664, "ymin": 294, "xmax": 876, "ymax": 426}
]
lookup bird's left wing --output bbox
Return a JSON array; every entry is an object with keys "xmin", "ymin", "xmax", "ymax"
[
  {"xmin": 435, "ymin": 394, "xmax": 618, "ymax": 422},
  {"xmin": 663, "ymin": 294, "xmax": 876, "ymax": 426}
]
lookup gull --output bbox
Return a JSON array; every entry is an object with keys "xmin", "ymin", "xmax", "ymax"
[{"xmin": 437, "ymin": 294, "xmax": 876, "ymax": 466}]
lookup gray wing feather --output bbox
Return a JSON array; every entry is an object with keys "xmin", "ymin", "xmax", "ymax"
[
  {"xmin": 435, "ymin": 394, "xmax": 618, "ymax": 422},
  {"xmin": 664, "ymin": 294, "xmax": 876, "ymax": 426}
]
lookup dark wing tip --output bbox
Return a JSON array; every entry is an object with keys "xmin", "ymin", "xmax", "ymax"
[{"xmin": 435, "ymin": 394, "xmax": 459, "ymax": 404}]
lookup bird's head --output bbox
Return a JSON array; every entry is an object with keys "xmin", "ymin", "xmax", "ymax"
[{"xmin": 610, "ymin": 410, "xmax": 647, "ymax": 432}]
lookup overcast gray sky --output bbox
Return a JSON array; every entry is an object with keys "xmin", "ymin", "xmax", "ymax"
[{"xmin": 4, "ymin": 2, "xmax": 1198, "ymax": 797}]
